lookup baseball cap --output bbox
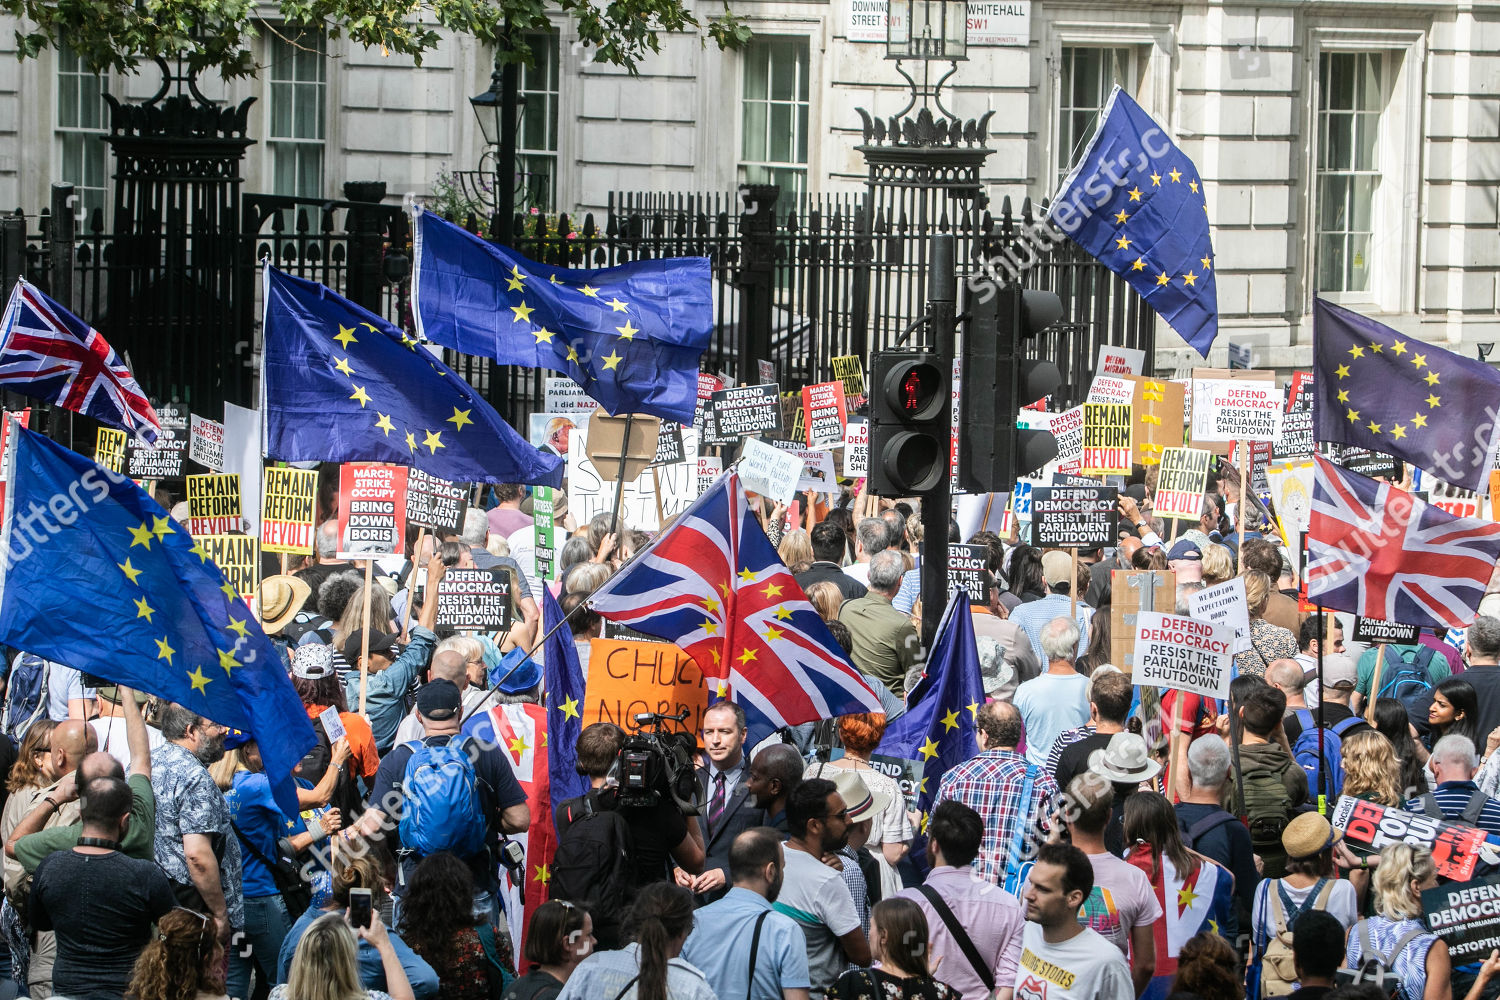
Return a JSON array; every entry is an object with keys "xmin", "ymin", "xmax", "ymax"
[
  {"xmin": 342, "ymin": 630, "xmax": 399, "ymax": 664},
  {"xmin": 224, "ymin": 730, "xmax": 254, "ymax": 750},
  {"xmin": 416, "ymin": 679, "xmax": 462, "ymax": 721},
  {"xmin": 1041, "ymin": 550, "xmax": 1073, "ymax": 587},
  {"xmin": 292, "ymin": 644, "xmax": 336, "ymax": 680},
  {"xmin": 1167, "ymin": 539, "xmax": 1202, "ymax": 561},
  {"xmin": 1323, "ymin": 653, "xmax": 1358, "ymax": 689}
]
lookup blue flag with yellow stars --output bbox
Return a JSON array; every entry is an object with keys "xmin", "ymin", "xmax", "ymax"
[
  {"xmin": 874, "ymin": 590, "xmax": 983, "ymax": 823},
  {"xmin": 410, "ymin": 210, "xmax": 712, "ymax": 425},
  {"xmin": 1313, "ymin": 297, "xmax": 1500, "ymax": 494},
  {"xmin": 1050, "ymin": 86, "xmax": 1218, "ymax": 356},
  {"xmin": 263, "ymin": 266, "xmax": 562, "ymax": 487},
  {"xmin": 0, "ymin": 425, "xmax": 315, "ymax": 818},
  {"xmin": 543, "ymin": 589, "xmax": 590, "ymax": 806}
]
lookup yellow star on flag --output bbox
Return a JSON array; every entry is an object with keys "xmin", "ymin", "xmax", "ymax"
[
  {"xmin": 1169, "ymin": 167, "xmax": 1183, "ymax": 183},
  {"xmin": 333, "ymin": 325, "xmax": 358, "ymax": 348},
  {"xmin": 765, "ymin": 626, "xmax": 784, "ymax": 642},
  {"xmin": 968, "ymin": 701, "xmax": 981, "ymax": 721},
  {"xmin": 1425, "ymin": 371, "xmax": 1440, "ymax": 386},
  {"xmin": 580, "ymin": 285, "xmax": 600, "ymax": 298},
  {"xmin": 1335, "ymin": 364, "xmax": 1350, "ymax": 379},
  {"xmin": 1412, "ymin": 412, "xmax": 1429, "ymax": 428},
  {"xmin": 1156, "ymin": 272, "xmax": 1170, "ymax": 287},
  {"xmin": 1115, "ymin": 210, "xmax": 1129, "ymax": 224},
  {"xmin": 189, "ymin": 543, "xmax": 211, "ymax": 563},
  {"xmin": 1115, "ymin": 235, "xmax": 1131, "ymax": 250},
  {"xmin": 1131, "ymin": 258, "xmax": 1145, "ymax": 271},
  {"xmin": 187, "ymin": 666, "xmax": 211, "ymax": 694},
  {"xmin": 1200, "ymin": 256, "xmax": 1212, "ymax": 270},
  {"xmin": 601, "ymin": 351, "xmax": 623, "ymax": 371},
  {"xmin": 738, "ymin": 568, "xmax": 756, "ymax": 583},
  {"xmin": 1129, "ymin": 187, "xmax": 1142, "ymax": 202},
  {"xmin": 509, "ymin": 734, "xmax": 530, "ymax": 757},
  {"xmin": 1367, "ymin": 420, "xmax": 1382, "ymax": 434},
  {"xmin": 607, "ymin": 297, "xmax": 629, "ymax": 313},
  {"xmin": 533, "ymin": 326, "xmax": 556, "ymax": 344},
  {"xmin": 940, "ymin": 709, "xmax": 960, "ymax": 732},
  {"xmin": 1150, "ymin": 171, "xmax": 1162, "ymax": 186},
  {"xmin": 510, "ymin": 301, "xmax": 534, "ymax": 324},
  {"xmin": 506, "ymin": 266, "xmax": 526, "ymax": 292},
  {"xmin": 705, "ymin": 595, "xmax": 721, "ymax": 614},
  {"xmin": 738, "ymin": 648, "xmax": 757, "ymax": 666},
  {"xmin": 1348, "ymin": 345, "xmax": 1365, "ymax": 359},
  {"xmin": 350, "ymin": 385, "xmax": 371, "ymax": 407},
  {"xmin": 1178, "ymin": 886, "xmax": 1200, "ymax": 908},
  {"xmin": 616, "ymin": 321, "xmax": 639, "ymax": 341},
  {"xmin": 1189, "ymin": 180, "xmax": 1199, "ymax": 193},
  {"xmin": 1337, "ymin": 389, "xmax": 1350, "ymax": 403},
  {"xmin": 564, "ymin": 343, "xmax": 580, "ymax": 364},
  {"xmin": 134, "ymin": 597, "xmax": 155, "ymax": 622},
  {"xmin": 405, "ymin": 430, "xmax": 418, "ymax": 452},
  {"xmin": 374, "ymin": 413, "xmax": 394, "ymax": 436},
  {"xmin": 1369, "ymin": 343, "xmax": 1383, "ymax": 353},
  {"xmin": 560, "ymin": 696, "xmax": 580, "ymax": 720},
  {"xmin": 448, "ymin": 407, "xmax": 473, "ymax": 431},
  {"xmin": 1346, "ymin": 408, "xmax": 1360, "ymax": 423},
  {"xmin": 1390, "ymin": 339, "xmax": 1408, "ymax": 356},
  {"xmin": 534, "ymin": 863, "xmax": 551, "ymax": 885},
  {"xmin": 919, "ymin": 737, "xmax": 941, "ymax": 761},
  {"xmin": 424, "ymin": 429, "xmax": 445, "ymax": 453},
  {"xmin": 227, "ymin": 617, "xmax": 250, "ymax": 638},
  {"xmin": 220, "ymin": 581, "xmax": 238, "ymax": 601},
  {"xmin": 762, "ymin": 581, "xmax": 783, "ymax": 599},
  {"xmin": 1426, "ymin": 393, "xmax": 1442, "ymax": 408},
  {"xmin": 701, "ymin": 619, "xmax": 719, "ymax": 637},
  {"xmin": 1182, "ymin": 271, "xmax": 1198, "ymax": 287},
  {"xmin": 217, "ymin": 649, "xmax": 240, "ymax": 676},
  {"xmin": 774, "ymin": 605, "xmax": 793, "ymax": 621},
  {"xmin": 333, "ymin": 357, "xmax": 354, "ymax": 376},
  {"xmin": 155, "ymin": 637, "xmax": 175, "ymax": 664},
  {"xmin": 151, "ymin": 515, "xmax": 174, "ymax": 540},
  {"xmin": 128, "ymin": 523, "xmax": 154, "ymax": 549},
  {"xmin": 1411, "ymin": 353, "xmax": 1428, "ymax": 369},
  {"xmin": 1391, "ymin": 424, "xmax": 1407, "ymax": 440}
]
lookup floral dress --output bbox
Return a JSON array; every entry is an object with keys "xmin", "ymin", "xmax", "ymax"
[
  {"xmin": 420, "ymin": 926, "xmax": 498, "ymax": 1000},
  {"xmin": 827, "ymin": 968, "xmax": 960, "ymax": 1000}
]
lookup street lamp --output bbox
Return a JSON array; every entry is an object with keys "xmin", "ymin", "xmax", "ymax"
[
  {"xmin": 470, "ymin": 68, "xmax": 506, "ymax": 149},
  {"xmin": 468, "ymin": 52, "xmax": 524, "ymax": 244},
  {"xmin": 885, "ymin": 0, "xmax": 967, "ymax": 62}
]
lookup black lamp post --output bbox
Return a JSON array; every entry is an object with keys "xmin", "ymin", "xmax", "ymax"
[
  {"xmin": 884, "ymin": 0, "xmax": 967, "ymax": 119},
  {"xmin": 470, "ymin": 43, "xmax": 520, "ymax": 245}
]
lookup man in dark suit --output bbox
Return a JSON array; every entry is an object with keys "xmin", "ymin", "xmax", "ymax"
[{"xmin": 676, "ymin": 701, "xmax": 763, "ymax": 904}]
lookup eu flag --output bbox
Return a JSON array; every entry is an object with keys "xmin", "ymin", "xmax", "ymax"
[
  {"xmin": 0, "ymin": 426, "xmax": 315, "ymax": 817},
  {"xmin": 263, "ymin": 267, "xmax": 562, "ymax": 487},
  {"xmin": 1051, "ymin": 87, "xmax": 1218, "ymax": 356},
  {"xmin": 874, "ymin": 591, "xmax": 983, "ymax": 821},
  {"xmin": 411, "ymin": 210, "xmax": 712, "ymax": 425},
  {"xmin": 543, "ymin": 589, "xmax": 590, "ymax": 805},
  {"xmin": 1313, "ymin": 297, "xmax": 1500, "ymax": 494}
]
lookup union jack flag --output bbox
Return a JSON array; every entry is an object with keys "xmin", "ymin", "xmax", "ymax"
[
  {"xmin": 0, "ymin": 278, "xmax": 159, "ymax": 445},
  {"xmin": 587, "ymin": 470, "xmax": 882, "ymax": 739},
  {"xmin": 1308, "ymin": 454, "xmax": 1500, "ymax": 629}
]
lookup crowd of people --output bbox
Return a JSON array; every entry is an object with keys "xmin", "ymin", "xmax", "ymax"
[{"xmin": 4, "ymin": 471, "xmax": 1500, "ymax": 1000}]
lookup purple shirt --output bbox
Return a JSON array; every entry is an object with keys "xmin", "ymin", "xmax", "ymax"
[
  {"xmin": 1422, "ymin": 633, "xmax": 1464, "ymax": 676},
  {"xmin": 897, "ymin": 866, "xmax": 1026, "ymax": 1000},
  {"xmin": 487, "ymin": 506, "xmax": 532, "ymax": 539}
]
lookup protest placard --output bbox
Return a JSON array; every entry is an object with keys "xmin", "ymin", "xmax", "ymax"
[
  {"xmin": 1424, "ymin": 875, "xmax": 1500, "ymax": 962},
  {"xmin": 757, "ymin": 359, "xmax": 776, "ymax": 384},
  {"xmin": 1333, "ymin": 795, "xmax": 1495, "ymax": 882},
  {"xmin": 260, "ymin": 467, "xmax": 318, "ymax": 555},
  {"xmin": 318, "ymin": 704, "xmax": 347, "ymax": 745},
  {"xmin": 336, "ymin": 463, "xmax": 408, "ymax": 559},
  {"xmin": 1081, "ymin": 403, "xmax": 1132, "ymax": 476},
  {"xmin": 187, "ymin": 473, "xmax": 242, "ymax": 536},
  {"xmin": 188, "ymin": 414, "xmax": 225, "ymax": 471},
  {"xmin": 773, "ymin": 442, "xmax": 837, "ymax": 492},
  {"xmin": 568, "ymin": 423, "xmax": 700, "ymax": 529},
  {"xmin": 1188, "ymin": 577, "xmax": 1251, "ymax": 654},
  {"xmin": 405, "ymin": 469, "xmax": 468, "ymax": 532},
  {"xmin": 947, "ymin": 543, "xmax": 990, "ymax": 603},
  {"xmin": 1112, "ymin": 570, "xmax": 1175, "ymax": 674},
  {"xmin": 1030, "ymin": 486, "xmax": 1119, "ymax": 548},
  {"xmin": 1243, "ymin": 439, "xmax": 1274, "ymax": 496},
  {"xmin": 196, "ymin": 533, "xmax": 261, "ymax": 601},
  {"xmin": 1323, "ymin": 444, "xmax": 1399, "ymax": 481},
  {"xmin": 708, "ymin": 383, "xmax": 780, "ymax": 442},
  {"xmin": 831, "ymin": 355, "xmax": 866, "ymax": 410},
  {"xmin": 739, "ymin": 437, "xmax": 802, "ymax": 504},
  {"xmin": 127, "ymin": 404, "xmax": 188, "ymax": 478},
  {"xmin": 693, "ymin": 373, "xmax": 723, "ymax": 432},
  {"xmin": 1274, "ymin": 372, "xmax": 1316, "ymax": 461},
  {"xmin": 1353, "ymin": 616, "xmax": 1421, "ymax": 645},
  {"xmin": 651, "ymin": 421, "xmax": 686, "ymax": 468},
  {"xmin": 582, "ymin": 638, "xmax": 708, "ymax": 735},
  {"xmin": 1087, "ymin": 376, "xmax": 1135, "ymax": 405},
  {"xmin": 1096, "ymin": 344, "xmax": 1145, "ymax": 377},
  {"xmin": 543, "ymin": 376, "xmax": 598, "ymax": 420},
  {"xmin": 868, "ymin": 754, "xmax": 925, "ymax": 811},
  {"xmin": 96, "ymin": 427, "xmax": 127, "ymax": 474},
  {"xmin": 1430, "ymin": 479, "xmax": 1483, "ymax": 520},
  {"xmin": 843, "ymin": 417, "xmax": 868, "ymax": 477},
  {"xmin": 1133, "ymin": 612, "xmax": 1233, "ymax": 699},
  {"xmin": 1190, "ymin": 371, "xmax": 1284, "ymax": 443},
  {"xmin": 1131, "ymin": 377, "xmax": 1185, "ymax": 467},
  {"xmin": 437, "ymin": 568, "xmax": 512, "ymax": 632},
  {"xmin": 529, "ymin": 487, "xmax": 558, "ymax": 582},
  {"xmin": 696, "ymin": 456, "xmax": 723, "ymax": 495},
  {"xmin": 778, "ymin": 392, "xmax": 805, "ymax": 444},
  {"xmin": 802, "ymin": 381, "xmax": 848, "ymax": 448},
  {"xmin": 1050, "ymin": 406, "xmax": 1084, "ymax": 475},
  {"xmin": 1155, "ymin": 447, "xmax": 1213, "ymax": 521}
]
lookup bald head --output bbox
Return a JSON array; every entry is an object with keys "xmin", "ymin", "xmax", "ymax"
[
  {"xmin": 429, "ymin": 650, "xmax": 468, "ymax": 690},
  {"xmin": 51, "ymin": 720, "xmax": 97, "ymax": 774},
  {"xmin": 1116, "ymin": 536, "xmax": 1142, "ymax": 563},
  {"xmin": 1266, "ymin": 658, "xmax": 1306, "ymax": 696},
  {"xmin": 78, "ymin": 750, "xmax": 124, "ymax": 786},
  {"xmin": 977, "ymin": 700, "xmax": 1022, "ymax": 749}
]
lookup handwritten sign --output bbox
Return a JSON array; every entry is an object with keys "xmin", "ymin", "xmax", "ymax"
[
  {"xmin": 260, "ymin": 467, "xmax": 318, "ymax": 555},
  {"xmin": 1191, "ymin": 374, "xmax": 1283, "ymax": 443},
  {"xmin": 187, "ymin": 473, "xmax": 243, "ymax": 536},
  {"xmin": 582, "ymin": 638, "xmax": 708, "ymax": 736},
  {"xmin": 1188, "ymin": 577, "xmax": 1251, "ymax": 654},
  {"xmin": 739, "ymin": 438, "xmax": 803, "ymax": 505}
]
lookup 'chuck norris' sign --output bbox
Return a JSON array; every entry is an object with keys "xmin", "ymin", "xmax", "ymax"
[
  {"xmin": 1030, "ymin": 486, "xmax": 1119, "ymax": 548},
  {"xmin": 1133, "ymin": 613, "xmax": 1233, "ymax": 699}
]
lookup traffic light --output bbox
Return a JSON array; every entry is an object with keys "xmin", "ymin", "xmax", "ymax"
[
  {"xmin": 868, "ymin": 349, "xmax": 949, "ymax": 495},
  {"xmin": 959, "ymin": 280, "xmax": 1064, "ymax": 494}
]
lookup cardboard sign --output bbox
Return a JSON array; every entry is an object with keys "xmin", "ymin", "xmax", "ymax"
[
  {"xmin": 739, "ymin": 438, "xmax": 803, "ymax": 505},
  {"xmin": 651, "ymin": 421, "xmax": 686, "ymax": 468},
  {"xmin": 196, "ymin": 533, "xmax": 261, "ymax": 601},
  {"xmin": 96, "ymin": 428, "xmax": 128, "ymax": 474},
  {"xmin": 696, "ymin": 456, "xmax": 723, "ymax": 495},
  {"xmin": 581, "ymin": 638, "xmax": 708, "ymax": 736},
  {"xmin": 947, "ymin": 543, "xmax": 990, "ymax": 604},
  {"xmin": 127, "ymin": 404, "xmax": 188, "ymax": 478},
  {"xmin": 437, "ymin": 568, "xmax": 513, "ymax": 631},
  {"xmin": 1050, "ymin": 406, "xmax": 1084, "ymax": 476},
  {"xmin": 188, "ymin": 414, "xmax": 225, "ymax": 471},
  {"xmin": 1274, "ymin": 372, "xmax": 1315, "ymax": 461},
  {"xmin": 1096, "ymin": 344, "xmax": 1145, "ymax": 377},
  {"xmin": 1187, "ymin": 577, "xmax": 1251, "ymax": 654},
  {"xmin": 568, "ymin": 424, "xmax": 700, "ymax": 530},
  {"xmin": 843, "ymin": 417, "xmax": 869, "ymax": 477},
  {"xmin": 1081, "ymin": 403, "xmax": 1132, "ymax": 475},
  {"xmin": 532, "ymin": 486, "xmax": 558, "ymax": 582},
  {"xmin": 831, "ymin": 355, "xmax": 866, "ymax": 409},
  {"xmin": 187, "ymin": 473, "xmax": 243, "ymax": 536},
  {"xmin": 693, "ymin": 373, "xmax": 723, "ymax": 432},
  {"xmin": 1333, "ymin": 795, "xmax": 1494, "ymax": 882},
  {"xmin": 336, "ymin": 463, "xmax": 408, "ymax": 560},
  {"xmin": 260, "ymin": 467, "xmax": 318, "ymax": 555},
  {"xmin": 1030, "ymin": 486, "xmax": 1119, "ymax": 548},
  {"xmin": 1191, "ymin": 371, "xmax": 1284, "ymax": 443},
  {"xmin": 1424, "ymin": 875, "xmax": 1500, "ymax": 962},
  {"xmin": 801, "ymin": 381, "xmax": 848, "ymax": 448},
  {"xmin": 1133, "ymin": 612, "xmax": 1233, "ymax": 699},
  {"xmin": 708, "ymin": 383, "xmax": 781, "ymax": 442},
  {"xmin": 1353, "ymin": 616, "xmax": 1421, "ymax": 645},
  {"xmin": 1112, "ymin": 570, "xmax": 1175, "ymax": 674},
  {"xmin": 1155, "ymin": 447, "xmax": 1213, "ymax": 521},
  {"xmin": 405, "ymin": 469, "xmax": 468, "ymax": 532},
  {"xmin": 1130, "ymin": 376, "xmax": 1186, "ymax": 467}
]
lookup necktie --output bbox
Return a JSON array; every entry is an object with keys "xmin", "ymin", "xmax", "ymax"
[{"xmin": 709, "ymin": 770, "xmax": 727, "ymax": 831}]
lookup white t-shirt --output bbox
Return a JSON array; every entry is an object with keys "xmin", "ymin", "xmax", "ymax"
[
  {"xmin": 844, "ymin": 563, "xmax": 870, "ymax": 587},
  {"xmin": 1252, "ymin": 876, "xmax": 1359, "ymax": 951},
  {"xmin": 772, "ymin": 845, "xmax": 862, "ymax": 1000},
  {"xmin": 1013, "ymin": 673, "xmax": 1090, "ymax": 766},
  {"xmin": 45, "ymin": 663, "xmax": 95, "ymax": 722},
  {"xmin": 1012, "ymin": 924, "xmax": 1134, "ymax": 1000},
  {"xmin": 89, "ymin": 716, "xmax": 166, "ymax": 772}
]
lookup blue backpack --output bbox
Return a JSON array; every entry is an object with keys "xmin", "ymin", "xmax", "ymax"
[
  {"xmin": 2, "ymin": 653, "xmax": 49, "ymax": 742},
  {"xmin": 396, "ymin": 737, "xmax": 488, "ymax": 858},
  {"xmin": 1376, "ymin": 645, "xmax": 1438, "ymax": 724},
  {"xmin": 1291, "ymin": 710, "xmax": 1364, "ymax": 801}
]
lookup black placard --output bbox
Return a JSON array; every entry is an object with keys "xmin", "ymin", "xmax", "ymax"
[
  {"xmin": 708, "ymin": 383, "xmax": 781, "ymax": 442},
  {"xmin": 1323, "ymin": 443, "xmax": 1401, "ymax": 481},
  {"xmin": 1353, "ymin": 616, "xmax": 1420, "ymax": 645},
  {"xmin": 437, "ymin": 568, "xmax": 512, "ymax": 632},
  {"xmin": 651, "ymin": 421, "xmax": 686, "ymax": 467},
  {"xmin": 947, "ymin": 543, "xmax": 990, "ymax": 603},
  {"xmin": 1030, "ymin": 486, "xmax": 1120, "ymax": 548},
  {"xmin": 405, "ymin": 469, "xmax": 469, "ymax": 532},
  {"xmin": 1273, "ymin": 375, "xmax": 1315, "ymax": 461},
  {"xmin": 127, "ymin": 403, "xmax": 188, "ymax": 478},
  {"xmin": 1424, "ymin": 875, "xmax": 1500, "ymax": 963},
  {"xmin": 602, "ymin": 620, "xmax": 668, "ymax": 643}
]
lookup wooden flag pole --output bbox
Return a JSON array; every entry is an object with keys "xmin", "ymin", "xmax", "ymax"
[
  {"xmin": 651, "ymin": 467, "xmax": 666, "ymax": 529},
  {"xmin": 1367, "ymin": 644, "xmax": 1386, "ymax": 724},
  {"xmin": 280, "ymin": 551, "xmax": 287, "ymax": 575},
  {"xmin": 1070, "ymin": 547, "xmax": 1078, "ymax": 619},
  {"xmin": 399, "ymin": 526, "xmax": 425, "ymax": 641},
  {"xmin": 1236, "ymin": 440, "xmax": 1248, "ymax": 570},
  {"xmin": 357, "ymin": 559, "xmax": 374, "ymax": 716}
]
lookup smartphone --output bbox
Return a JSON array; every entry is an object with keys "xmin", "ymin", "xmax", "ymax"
[{"xmin": 348, "ymin": 888, "xmax": 372, "ymax": 929}]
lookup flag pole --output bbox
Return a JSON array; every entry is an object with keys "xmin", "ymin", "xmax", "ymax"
[
  {"xmin": 1317, "ymin": 604, "xmax": 1328, "ymax": 815},
  {"xmin": 1236, "ymin": 441, "xmax": 1248, "ymax": 566},
  {"xmin": 609, "ymin": 414, "xmax": 635, "ymax": 535},
  {"xmin": 651, "ymin": 467, "xmax": 665, "ymax": 530},
  {"xmin": 358, "ymin": 558, "xmax": 374, "ymax": 716},
  {"xmin": 1366, "ymin": 643, "xmax": 1386, "ymax": 725},
  {"xmin": 399, "ymin": 527, "xmax": 425, "ymax": 640},
  {"xmin": 457, "ymin": 596, "xmax": 591, "ymax": 728}
]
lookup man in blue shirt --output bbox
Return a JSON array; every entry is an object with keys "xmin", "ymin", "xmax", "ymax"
[
  {"xmin": 681, "ymin": 827, "xmax": 812, "ymax": 1000},
  {"xmin": 344, "ymin": 555, "xmax": 444, "ymax": 753}
]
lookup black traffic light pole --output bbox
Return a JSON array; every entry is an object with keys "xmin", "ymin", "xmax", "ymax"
[{"xmin": 919, "ymin": 235, "xmax": 956, "ymax": 649}]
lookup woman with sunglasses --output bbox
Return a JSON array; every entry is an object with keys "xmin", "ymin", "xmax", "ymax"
[{"xmin": 127, "ymin": 906, "xmax": 228, "ymax": 1000}]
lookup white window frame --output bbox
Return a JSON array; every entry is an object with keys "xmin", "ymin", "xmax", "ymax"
[
  {"xmin": 517, "ymin": 31, "xmax": 562, "ymax": 213},
  {"xmin": 54, "ymin": 44, "xmax": 110, "ymax": 224},
  {"xmin": 1304, "ymin": 28, "xmax": 1424, "ymax": 314},
  {"xmin": 263, "ymin": 32, "xmax": 328, "ymax": 202},
  {"xmin": 737, "ymin": 35, "xmax": 813, "ymax": 199}
]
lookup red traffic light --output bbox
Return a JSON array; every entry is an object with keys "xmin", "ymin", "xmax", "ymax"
[{"xmin": 882, "ymin": 360, "xmax": 944, "ymax": 421}]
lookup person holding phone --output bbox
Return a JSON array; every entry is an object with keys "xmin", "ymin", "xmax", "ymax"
[{"xmin": 270, "ymin": 910, "xmax": 415, "ymax": 1000}]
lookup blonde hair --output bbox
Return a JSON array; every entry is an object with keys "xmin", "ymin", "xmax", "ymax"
[
  {"xmin": 1371, "ymin": 843, "xmax": 1435, "ymax": 921},
  {"xmin": 778, "ymin": 529, "xmax": 813, "ymax": 568},
  {"xmin": 1341, "ymin": 730, "xmax": 1402, "ymax": 807},
  {"xmin": 435, "ymin": 635, "xmax": 483, "ymax": 664},
  {"xmin": 208, "ymin": 748, "xmax": 241, "ymax": 791},
  {"xmin": 804, "ymin": 580, "xmax": 844, "ymax": 621},
  {"xmin": 332, "ymin": 584, "xmax": 395, "ymax": 650},
  {"xmin": 1201, "ymin": 545, "xmax": 1234, "ymax": 587},
  {"xmin": 286, "ymin": 913, "xmax": 367, "ymax": 1000},
  {"xmin": 1242, "ymin": 570, "xmax": 1273, "ymax": 617}
]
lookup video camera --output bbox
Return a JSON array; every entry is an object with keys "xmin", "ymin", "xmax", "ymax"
[{"xmin": 614, "ymin": 710, "xmax": 703, "ymax": 814}]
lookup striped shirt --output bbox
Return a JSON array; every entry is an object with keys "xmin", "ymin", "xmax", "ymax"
[{"xmin": 1405, "ymin": 780, "xmax": 1500, "ymax": 837}]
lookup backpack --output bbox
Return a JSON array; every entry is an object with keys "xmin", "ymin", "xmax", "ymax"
[
  {"xmin": 1258, "ymin": 877, "xmax": 1335, "ymax": 998},
  {"xmin": 1182, "ymin": 809, "xmax": 1238, "ymax": 851},
  {"xmin": 1420, "ymin": 789, "xmax": 1488, "ymax": 827},
  {"xmin": 550, "ymin": 791, "xmax": 636, "ymax": 949},
  {"xmin": 396, "ymin": 737, "xmax": 488, "ymax": 859},
  {"xmin": 1, "ymin": 653, "xmax": 48, "ymax": 742},
  {"xmin": 1376, "ymin": 645, "xmax": 1438, "ymax": 723},
  {"xmin": 1239, "ymin": 754, "xmax": 1297, "ymax": 856},
  {"xmin": 283, "ymin": 613, "xmax": 334, "ymax": 647},
  {"xmin": 1336, "ymin": 918, "xmax": 1427, "ymax": 997},
  {"xmin": 1291, "ymin": 711, "xmax": 1365, "ymax": 801}
]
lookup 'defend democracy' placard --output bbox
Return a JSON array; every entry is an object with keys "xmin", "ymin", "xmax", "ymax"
[
  {"xmin": 1133, "ymin": 612, "xmax": 1233, "ymax": 699},
  {"xmin": 1030, "ymin": 486, "xmax": 1119, "ymax": 548}
]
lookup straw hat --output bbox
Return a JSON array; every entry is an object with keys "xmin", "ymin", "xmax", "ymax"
[
  {"xmin": 258, "ymin": 575, "xmax": 311, "ymax": 635},
  {"xmin": 830, "ymin": 769, "xmax": 891, "ymax": 824},
  {"xmin": 1282, "ymin": 811, "xmax": 1342, "ymax": 859}
]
